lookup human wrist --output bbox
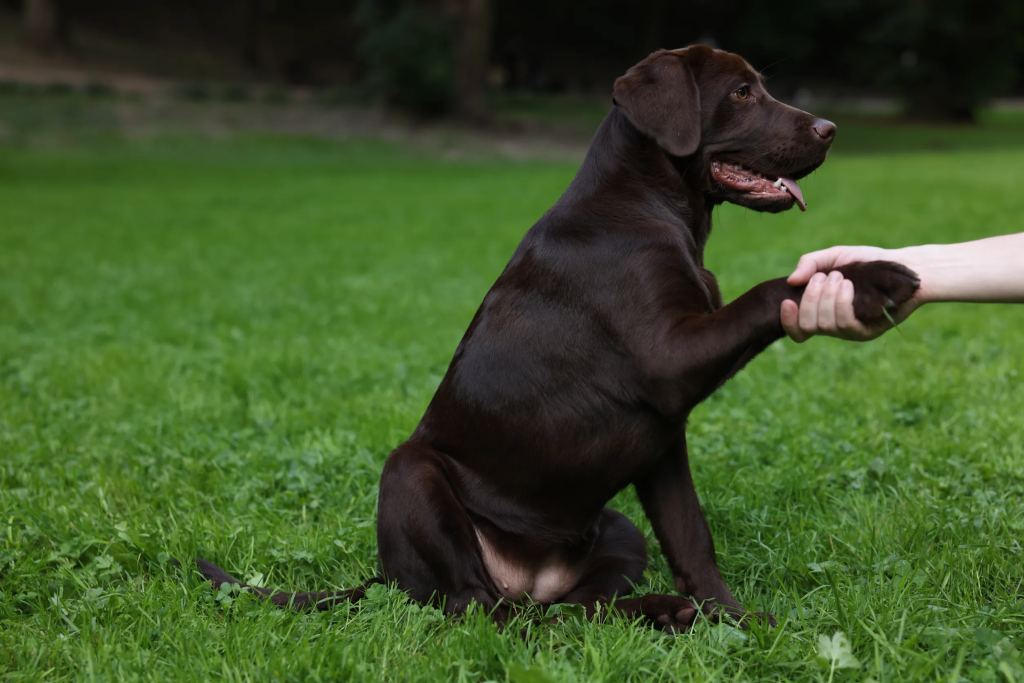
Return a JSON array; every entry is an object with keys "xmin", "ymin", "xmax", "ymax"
[{"xmin": 887, "ymin": 245, "xmax": 939, "ymax": 305}]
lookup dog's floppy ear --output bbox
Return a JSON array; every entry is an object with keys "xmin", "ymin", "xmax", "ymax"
[{"xmin": 613, "ymin": 51, "xmax": 700, "ymax": 157}]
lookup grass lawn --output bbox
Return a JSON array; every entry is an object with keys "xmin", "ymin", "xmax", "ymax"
[{"xmin": 1, "ymin": 126, "xmax": 1023, "ymax": 682}]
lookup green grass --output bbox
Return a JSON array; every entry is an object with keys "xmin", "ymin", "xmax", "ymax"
[{"xmin": 1, "ymin": 131, "xmax": 1023, "ymax": 682}]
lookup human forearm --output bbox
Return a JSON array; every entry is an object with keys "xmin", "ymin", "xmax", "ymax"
[
  {"xmin": 891, "ymin": 234, "xmax": 1024, "ymax": 304},
  {"xmin": 781, "ymin": 232, "xmax": 1024, "ymax": 343}
]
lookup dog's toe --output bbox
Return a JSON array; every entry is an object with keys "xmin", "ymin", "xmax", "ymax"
[
  {"xmin": 675, "ymin": 604, "xmax": 698, "ymax": 624},
  {"xmin": 646, "ymin": 595, "xmax": 698, "ymax": 633}
]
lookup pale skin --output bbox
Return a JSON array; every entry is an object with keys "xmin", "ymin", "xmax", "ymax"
[{"xmin": 780, "ymin": 233, "xmax": 1024, "ymax": 342}]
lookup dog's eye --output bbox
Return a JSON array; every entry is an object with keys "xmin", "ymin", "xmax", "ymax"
[{"xmin": 734, "ymin": 87, "xmax": 750, "ymax": 100}]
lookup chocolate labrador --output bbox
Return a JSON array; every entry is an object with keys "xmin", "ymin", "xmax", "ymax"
[{"xmin": 196, "ymin": 45, "xmax": 918, "ymax": 631}]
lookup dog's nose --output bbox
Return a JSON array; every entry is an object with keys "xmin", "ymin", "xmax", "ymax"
[{"xmin": 813, "ymin": 118, "xmax": 837, "ymax": 142}]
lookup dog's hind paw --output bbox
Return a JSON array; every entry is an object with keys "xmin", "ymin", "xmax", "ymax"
[{"xmin": 610, "ymin": 594, "xmax": 699, "ymax": 634}]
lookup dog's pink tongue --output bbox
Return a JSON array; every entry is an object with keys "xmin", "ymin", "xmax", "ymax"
[{"xmin": 780, "ymin": 177, "xmax": 806, "ymax": 211}]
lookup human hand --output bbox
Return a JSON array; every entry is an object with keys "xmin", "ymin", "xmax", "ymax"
[
  {"xmin": 780, "ymin": 246, "xmax": 921, "ymax": 343},
  {"xmin": 785, "ymin": 245, "xmax": 891, "ymax": 286}
]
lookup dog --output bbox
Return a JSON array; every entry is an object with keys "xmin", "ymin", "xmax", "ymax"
[{"xmin": 196, "ymin": 45, "xmax": 919, "ymax": 632}]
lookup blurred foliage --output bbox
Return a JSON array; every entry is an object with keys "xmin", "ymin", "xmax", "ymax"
[
  {"xmin": 860, "ymin": 0, "xmax": 1024, "ymax": 121},
  {"xmin": 174, "ymin": 81, "xmax": 215, "ymax": 102},
  {"xmin": 493, "ymin": 0, "xmax": 1024, "ymax": 121},
  {"xmin": 354, "ymin": 0, "xmax": 456, "ymax": 116},
  {"xmin": 8, "ymin": 0, "xmax": 1024, "ymax": 120}
]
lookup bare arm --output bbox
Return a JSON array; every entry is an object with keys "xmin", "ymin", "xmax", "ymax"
[{"xmin": 781, "ymin": 233, "xmax": 1024, "ymax": 342}]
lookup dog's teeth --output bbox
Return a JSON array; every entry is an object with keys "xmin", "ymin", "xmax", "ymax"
[
  {"xmin": 782, "ymin": 185, "xmax": 789, "ymax": 192},
  {"xmin": 773, "ymin": 178, "xmax": 783, "ymax": 188}
]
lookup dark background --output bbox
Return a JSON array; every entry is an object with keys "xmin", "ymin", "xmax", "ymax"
[{"xmin": 5, "ymin": 0, "xmax": 1024, "ymax": 122}]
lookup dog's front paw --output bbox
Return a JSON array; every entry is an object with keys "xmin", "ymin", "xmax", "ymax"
[{"xmin": 834, "ymin": 261, "xmax": 920, "ymax": 323}]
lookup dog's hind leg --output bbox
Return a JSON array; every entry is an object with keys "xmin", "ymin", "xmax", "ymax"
[
  {"xmin": 377, "ymin": 441, "xmax": 507, "ymax": 620},
  {"xmin": 557, "ymin": 508, "xmax": 698, "ymax": 633}
]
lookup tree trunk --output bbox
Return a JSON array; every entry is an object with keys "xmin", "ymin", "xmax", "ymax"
[
  {"xmin": 24, "ymin": 0, "xmax": 66, "ymax": 52},
  {"xmin": 645, "ymin": 0, "xmax": 667, "ymax": 53},
  {"xmin": 445, "ymin": 0, "xmax": 494, "ymax": 122},
  {"xmin": 241, "ymin": 0, "xmax": 264, "ymax": 69}
]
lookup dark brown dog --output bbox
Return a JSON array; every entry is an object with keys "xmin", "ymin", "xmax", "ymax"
[{"xmin": 197, "ymin": 46, "xmax": 918, "ymax": 631}]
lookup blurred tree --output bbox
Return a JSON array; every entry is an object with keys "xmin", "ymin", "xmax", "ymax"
[
  {"xmin": 445, "ymin": 0, "xmax": 493, "ymax": 121},
  {"xmin": 355, "ymin": 0, "xmax": 493, "ymax": 118},
  {"xmin": 24, "ymin": 0, "xmax": 68, "ymax": 51},
  {"xmin": 9, "ymin": 0, "xmax": 1022, "ymax": 119},
  {"xmin": 644, "ymin": 0, "xmax": 666, "ymax": 53},
  {"xmin": 241, "ymin": 0, "xmax": 266, "ymax": 68},
  {"xmin": 860, "ymin": 0, "xmax": 1024, "ymax": 121},
  {"xmin": 356, "ymin": 0, "xmax": 456, "ymax": 115},
  {"xmin": 492, "ymin": 0, "xmax": 1022, "ymax": 121}
]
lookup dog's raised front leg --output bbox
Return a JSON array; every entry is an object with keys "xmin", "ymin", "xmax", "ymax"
[
  {"xmin": 635, "ymin": 262, "xmax": 918, "ymax": 626},
  {"xmin": 649, "ymin": 262, "xmax": 919, "ymax": 411},
  {"xmin": 643, "ymin": 277, "xmax": 801, "ymax": 412}
]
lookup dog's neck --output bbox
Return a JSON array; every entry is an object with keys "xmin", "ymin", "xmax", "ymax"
[{"xmin": 562, "ymin": 107, "xmax": 714, "ymax": 265}]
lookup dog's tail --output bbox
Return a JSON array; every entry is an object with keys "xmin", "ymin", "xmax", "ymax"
[{"xmin": 194, "ymin": 558, "xmax": 383, "ymax": 611}]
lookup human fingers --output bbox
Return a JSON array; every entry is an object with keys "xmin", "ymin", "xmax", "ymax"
[
  {"xmin": 787, "ymin": 245, "xmax": 894, "ymax": 286},
  {"xmin": 787, "ymin": 247, "xmax": 847, "ymax": 286},
  {"xmin": 815, "ymin": 271, "xmax": 844, "ymax": 333},
  {"xmin": 834, "ymin": 278, "xmax": 883, "ymax": 341},
  {"xmin": 781, "ymin": 299, "xmax": 809, "ymax": 343},
  {"xmin": 798, "ymin": 272, "xmax": 828, "ymax": 335}
]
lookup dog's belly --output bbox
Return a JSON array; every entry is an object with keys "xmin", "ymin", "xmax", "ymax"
[{"xmin": 474, "ymin": 528, "xmax": 584, "ymax": 603}]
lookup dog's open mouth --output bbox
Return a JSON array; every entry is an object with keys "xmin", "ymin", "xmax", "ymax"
[{"xmin": 710, "ymin": 160, "xmax": 807, "ymax": 211}]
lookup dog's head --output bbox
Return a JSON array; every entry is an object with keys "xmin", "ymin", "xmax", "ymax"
[{"xmin": 613, "ymin": 45, "xmax": 835, "ymax": 213}]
